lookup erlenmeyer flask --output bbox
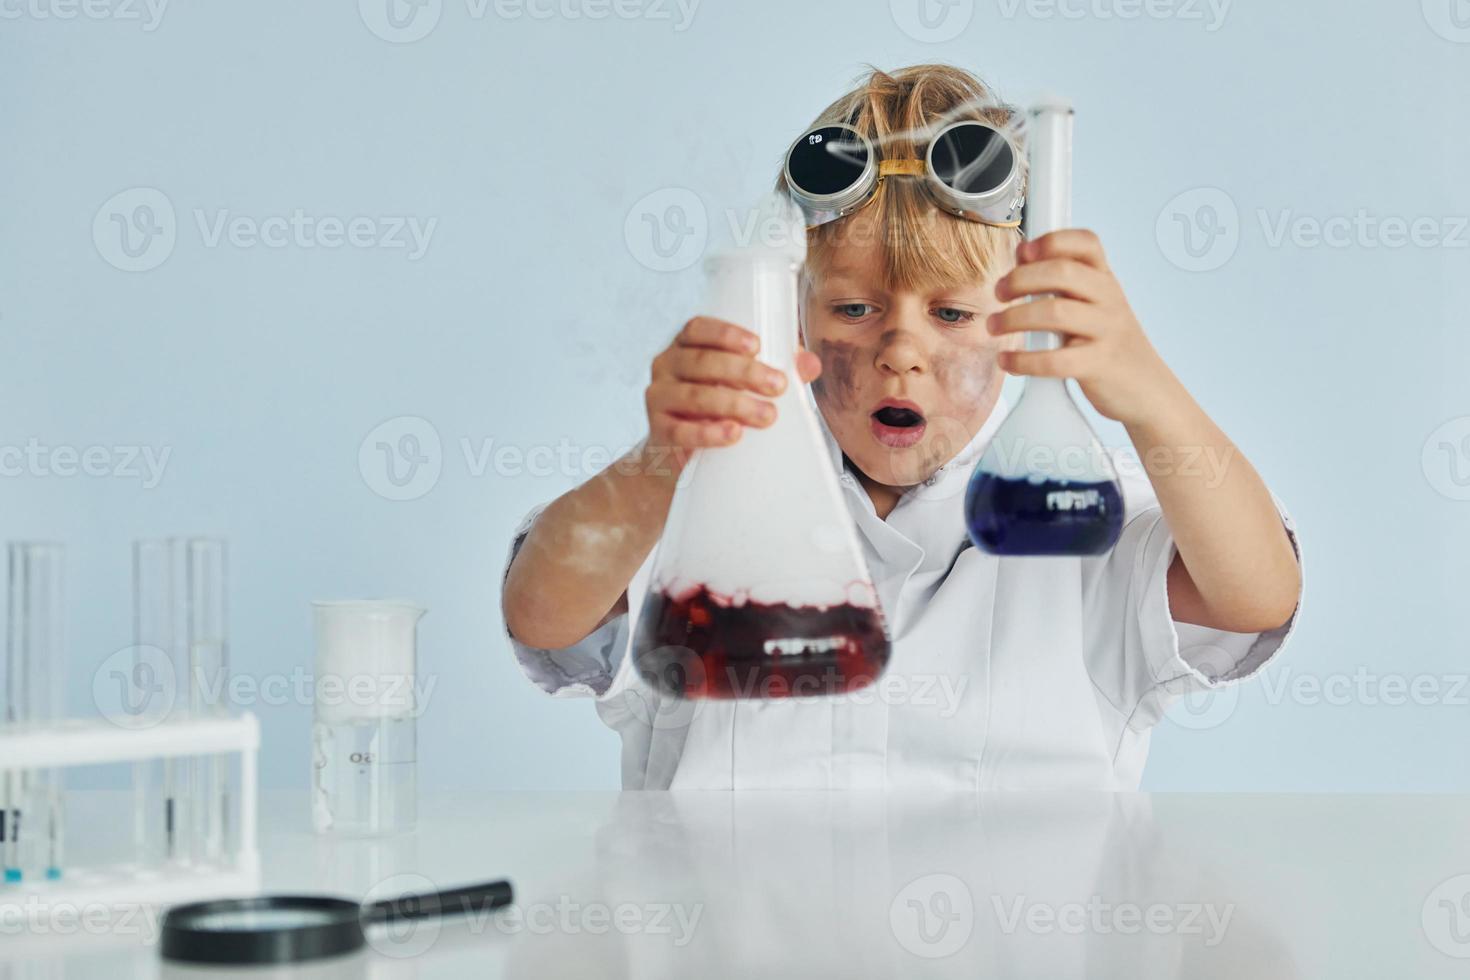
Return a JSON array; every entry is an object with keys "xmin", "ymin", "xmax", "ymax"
[
  {"xmin": 632, "ymin": 195, "xmax": 890, "ymax": 700},
  {"xmin": 965, "ymin": 100, "xmax": 1125, "ymax": 556}
]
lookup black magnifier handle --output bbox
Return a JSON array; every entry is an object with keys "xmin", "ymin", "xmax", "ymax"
[{"xmin": 362, "ymin": 879, "xmax": 514, "ymax": 925}]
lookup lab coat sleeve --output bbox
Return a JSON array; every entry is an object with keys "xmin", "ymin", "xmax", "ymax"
[
  {"xmin": 500, "ymin": 503, "xmax": 631, "ymax": 698},
  {"xmin": 1080, "ymin": 452, "xmax": 1303, "ymax": 732}
]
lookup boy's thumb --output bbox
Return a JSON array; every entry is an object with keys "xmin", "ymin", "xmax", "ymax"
[{"xmin": 796, "ymin": 349, "xmax": 823, "ymax": 384}]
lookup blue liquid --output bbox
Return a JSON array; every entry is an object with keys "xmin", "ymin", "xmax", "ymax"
[{"xmin": 966, "ymin": 472, "xmax": 1124, "ymax": 556}]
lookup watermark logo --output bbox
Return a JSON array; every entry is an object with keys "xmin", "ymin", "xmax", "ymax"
[
  {"xmin": 1422, "ymin": 0, "xmax": 1470, "ymax": 42},
  {"xmin": 1424, "ymin": 874, "xmax": 1470, "ymax": 958},
  {"xmin": 359, "ymin": 416, "xmax": 443, "ymax": 501},
  {"xmin": 889, "ymin": 0, "xmax": 973, "ymax": 42},
  {"xmin": 359, "ymin": 0, "xmax": 442, "ymax": 42},
  {"xmin": 94, "ymin": 187, "xmax": 177, "ymax": 272},
  {"xmin": 1156, "ymin": 187, "xmax": 1238, "ymax": 272},
  {"xmin": 92, "ymin": 645, "xmax": 178, "ymax": 729},
  {"xmin": 994, "ymin": 0, "xmax": 1230, "ymax": 31},
  {"xmin": 0, "ymin": 0, "xmax": 169, "ymax": 30},
  {"xmin": 361, "ymin": 0, "xmax": 698, "ymax": 42},
  {"xmin": 1423, "ymin": 416, "xmax": 1470, "ymax": 500},
  {"xmin": 993, "ymin": 895, "xmax": 1234, "ymax": 944},
  {"xmin": 1258, "ymin": 210, "xmax": 1469, "ymax": 250},
  {"xmin": 1160, "ymin": 643, "xmax": 1242, "ymax": 731},
  {"xmin": 94, "ymin": 188, "xmax": 435, "ymax": 270},
  {"xmin": 624, "ymin": 188, "xmax": 707, "ymax": 272},
  {"xmin": 890, "ymin": 873, "xmax": 974, "ymax": 958},
  {"xmin": 0, "ymin": 439, "xmax": 171, "ymax": 487}
]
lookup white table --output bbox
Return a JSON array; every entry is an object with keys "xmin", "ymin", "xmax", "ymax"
[{"xmin": 5, "ymin": 790, "xmax": 1468, "ymax": 977}]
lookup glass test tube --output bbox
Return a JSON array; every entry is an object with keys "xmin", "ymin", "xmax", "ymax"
[
  {"xmin": 133, "ymin": 538, "xmax": 229, "ymax": 866},
  {"xmin": 5, "ymin": 542, "xmax": 66, "ymax": 882}
]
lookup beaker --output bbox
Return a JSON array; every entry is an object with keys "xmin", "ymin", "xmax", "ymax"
[
  {"xmin": 5, "ymin": 541, "xmax": 66, "ymax": 881},
  {"xmin": 630, "ymin": 195, "xmax": 891, "ymax": 700},
  {"xmin": 965, "ymin": 100, "xmax": 1125, "ymax": 555},
  {"xmin": 132, "ymin": 537, "xmax": 230, "ymax": 866},
  {"xmin": 311, "ymin": 600, "xmax": 422, "ymax": 836}
]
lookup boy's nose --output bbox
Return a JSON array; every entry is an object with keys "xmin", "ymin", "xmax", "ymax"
[{"xmin": 876, "ymin": 328, "xmax": 927, "ymax": 377}]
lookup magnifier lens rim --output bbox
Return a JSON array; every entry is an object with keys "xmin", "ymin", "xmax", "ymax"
[{"xmin": 161, "ymin": 896, "xmax": 367, "ymax": 965}]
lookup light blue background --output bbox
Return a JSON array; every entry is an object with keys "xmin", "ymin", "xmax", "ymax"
[{"xmin": 2, "ymin": 0, "xmax": 1467, "ymax": 792}]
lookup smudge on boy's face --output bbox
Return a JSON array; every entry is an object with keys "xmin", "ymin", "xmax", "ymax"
[{"xmin": 810, "ymin": 339, "xmax": 862, "ymax": 412}]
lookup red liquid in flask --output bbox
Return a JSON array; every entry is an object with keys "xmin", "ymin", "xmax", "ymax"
[{"xmin": 632, "ymin": 586, "xmax": 890, "ymax": 699}]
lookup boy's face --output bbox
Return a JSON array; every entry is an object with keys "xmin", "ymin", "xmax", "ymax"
[{"xmin": 802, "ymin": 211, "xmax": 1019, "ymax": 489}]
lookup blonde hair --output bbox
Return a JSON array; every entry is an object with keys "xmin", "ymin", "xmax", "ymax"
[{"xmin": 777, "ymin": 64, "xmax": 1020, "ymax": 293}]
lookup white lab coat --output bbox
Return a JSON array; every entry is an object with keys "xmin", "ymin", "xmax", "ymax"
[{"xmin": 501, "ymin": 396, "xmax": 1302, "ymax": 790}]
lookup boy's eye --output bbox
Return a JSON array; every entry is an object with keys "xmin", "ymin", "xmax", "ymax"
[
  {"xmin": 834, "ymin": 303, "xmax": 874, "ymax": 320},
  {"xmin": 933, "ymin": 307, "xmax": 975, "ymax": 325}
]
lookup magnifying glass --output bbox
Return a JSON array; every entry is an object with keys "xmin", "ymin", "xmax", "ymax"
[{"xmin": 160, "ymin": 879, "xmax": 513, "ymax": 965}]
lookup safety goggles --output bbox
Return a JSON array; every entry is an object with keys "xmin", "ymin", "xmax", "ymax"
[{"xmin": 782, "ymin": 119, "xmax": 1026, "ymax": 229}]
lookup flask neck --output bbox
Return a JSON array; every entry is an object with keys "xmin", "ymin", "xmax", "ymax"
[
  {"xmin": 706, "ymin": 253, "xmax": 802, "ymax": 377},
  {"xmin": 1014, "ymin": 375, "xmax": 1073, "ymax": 411}
]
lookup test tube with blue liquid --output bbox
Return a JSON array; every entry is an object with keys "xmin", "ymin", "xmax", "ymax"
[
  {"xmin": 965, "ymin": 100, "xmax": 1125, "ymax": 555},
  {"xmin": 4, "ymin": 542, "xmax": 67, "ymax": 882}
]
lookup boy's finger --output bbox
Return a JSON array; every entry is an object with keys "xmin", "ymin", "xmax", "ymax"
[
  {"xmin": 986, "ymin": 298, "xmax": 1101, "ymax": 338},
  {"xmin": 660, "ymin": 418, "xmax": 741, "ymax": 449},
  {"xmin": 670, "ymin": 347, "xmax": 786, "ymax": 396},
  {"xmin": 1017, "ymin": 229, "xmax": 1110, "ymax": 270},
  {"xmin": 676, "ymin": 317, "xmax": 760, "ymax": 354},
  {"xmin": 998, "ymin": 347, "xmax": 1087, "ymax": 379},
  {"xmin": 995, "ymin": 259, "xmax": 1112, "ymax": 304},
  {"xmin": 655, "ymin": 381, "xmax": 776, "ymax": 429},
  {"xmin": 795, "ymin": 349, "xmax": 823, "ymax": 384}
]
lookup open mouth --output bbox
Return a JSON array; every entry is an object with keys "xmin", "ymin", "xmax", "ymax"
[{"xmin": 870, "ymin": 401, "xmax": 927, "ymax": 449}]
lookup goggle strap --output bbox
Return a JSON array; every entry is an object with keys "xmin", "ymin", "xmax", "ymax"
[{"xmin": 877, "ymin": 158, "xmax": 925, "ymax": 177}]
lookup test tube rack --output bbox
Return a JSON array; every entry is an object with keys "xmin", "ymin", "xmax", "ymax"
[{"xmin": 0, "ymin": 712, "xmax": 259, "ymax": 914}]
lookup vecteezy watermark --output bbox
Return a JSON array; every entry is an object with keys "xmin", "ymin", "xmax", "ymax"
[
  {"xmin": 1157, "ymin": 186, "xmax": 1470, "ymax": 271},
  {"xmin": 621, "ymin": 650, "xmax": 975, "ymax": 737},
  {"xmin": 994, "ymin": 0, "xmax": 1231, "ymax": 31},
  {"xmin": 92, "ymin": 645, "xmax": 439, "ymax": 729},
  {"xmin": 358, "ymin": 873, "xmax": 704, "ymax": 959},
  {"xmin": 0, "ymin": 439, "xmax": 171, "ymax": 488},
  {"xmin": 0, "ymin": 897, "xmax": 163, "ymax": 941},
  {"xmin": 93, "ymin": 187, "xmax": 437, "ymax": 272},
  {"xmin": 358, "ymin": 0, "xmax": 699, "ymax": 43},
  {"xmin": 1422, "ymin": 416, "xmax": 1470, "ymax": 501},
  {"xmin": 1257, "ymin": 210, "xmax": 1470, "ymax": 250},
  {"xmin": 1424, "ymin": 874, "xmax": 1470, "ymax": 958},
  {"xmin": 890, "ymin": 873, "xmax": 975, "ymax": 958},
  {"xmin": 992, "ymin": 895, "xmax": 1235, "ymax": 945},
  {"xmin": 1156, "ymin": 187, "xmax": 1240, "ymax": 272},
  {"xmin": 623, "ymin": 191, "xmax": 818, "ymax": 273},
  {"xmin": 889, "ymin": 0, "xmax": 973, "ymax": 43},
  {"xmin": 359, "ymin": 416, "xmax": 445, "ymax": 502},
  {"xmin": 357, "ymin": 416, "xmax": 705, "ymax": 501},
  {"xmin": 624, "ymin": 188, "xmax": 709, "ymax": 273},
  {"xmin": 983, "ymin": 439, "xmax": 1237, "ymax": 488},
  {"xmin": 1160, "ymin": 644, "xmax": 1243, "ymax": 732},
  {"xmin": 1422, "ymin": 0, "xmax": 1470, "ymax": 43},
  {"xmin": 1166, "ymin": 664, "xmax": 1470, "ymax": 733},
  {"xmin": 0, "ymin": 0, "xmax": 168, "ymax": 30}
]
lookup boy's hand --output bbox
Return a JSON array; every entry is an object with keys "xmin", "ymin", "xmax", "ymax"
[
  {"xmin": 988, "ymin": 230, "xmax": 1184, "ymax": 426},
  {"xmin": 645, "ymin": 317, "xmax": 823, "ymax": 466}
]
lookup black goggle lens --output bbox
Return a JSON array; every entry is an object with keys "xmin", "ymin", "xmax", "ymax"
[
  {"xmin": 786, "ymin": 126, "xmax": 871, "ymax": 198},
  {"xmin": 930, "ymin": 123, "xmax": 1015, "ymax": 195}
]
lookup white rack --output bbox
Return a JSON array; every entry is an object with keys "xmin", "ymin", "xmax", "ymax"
[{"xmin": 0, "ymin": 713, "xmax": 260, "ymax": 915}]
